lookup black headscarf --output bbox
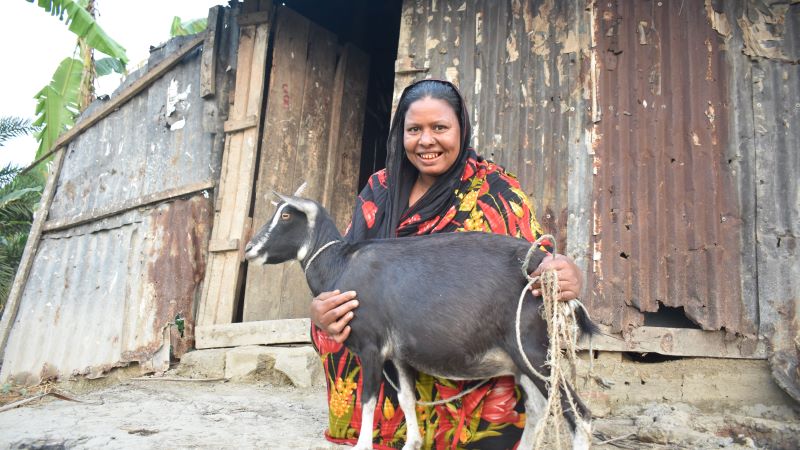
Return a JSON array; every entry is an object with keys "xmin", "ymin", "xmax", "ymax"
[{"xmin": 349, "ymin": 79, "xmax": 473, "ymax": 240}]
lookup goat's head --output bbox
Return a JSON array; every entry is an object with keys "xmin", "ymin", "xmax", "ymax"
[{"xmin": 244, "ymin": 192, "xmax": 321, "ymax": 265}]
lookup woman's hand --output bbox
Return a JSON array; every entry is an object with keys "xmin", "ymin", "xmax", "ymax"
[
  {"xmin": 530, "ymin": 254, "xmax": 583, "ymax": 301},
  {"xmin": 310, "ymin": 290, "xmax": 359, "ymax": 343}
]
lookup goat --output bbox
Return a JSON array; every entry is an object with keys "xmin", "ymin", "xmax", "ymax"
[{"xmin": 244, "ymin": 193, "xmax": 596, "ymax": 450}]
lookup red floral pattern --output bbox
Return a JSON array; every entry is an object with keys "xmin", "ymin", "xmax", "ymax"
[{"xmin": 312, "ymin": 155, "xmax": 544, "ymax": 449}]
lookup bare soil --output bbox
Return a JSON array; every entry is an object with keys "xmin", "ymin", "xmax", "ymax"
[{"xmin": 0, "ymin": 374, "xmax": 798, "ymax": 450}]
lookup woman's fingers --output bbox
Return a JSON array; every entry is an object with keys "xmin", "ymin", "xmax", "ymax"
[
  {"xmin": 310, "ymin": 290, "xmax": 358, "ymax": 338},
  {"xmin": 530, "ymin": 253, "xmax": 583, "ymax": 301}
]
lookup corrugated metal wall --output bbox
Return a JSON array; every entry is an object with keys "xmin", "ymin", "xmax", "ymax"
[
  {"xmin": 0, "ymin": 26, "xmax": 231, "ymax": 383},
  {"xmin": 589, "ymin": 0, "xmax": 756, "ymax": 335},
  {"xmin": 394, "ymin": 0, "xmax": 798, "ymax": 390},
  {"xmin": 719, "ymin": 0, "xmax": 800, "ymax": 402},
  {"xmin": 392, "ymin": 0, "xmax": 593, "ymax": 259}
]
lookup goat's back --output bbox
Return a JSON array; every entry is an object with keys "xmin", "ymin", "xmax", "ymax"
[{"xmin": 335, "ymin": 232, "xmax": 549, "ymax": 379}]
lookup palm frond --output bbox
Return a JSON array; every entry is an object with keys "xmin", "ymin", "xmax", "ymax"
[
  {"xmin": 0, "ymin": 232, "xmax": 30, "ymax": 311},
  {"xmin": 0, "ymin": 117, "xmax": 39, "ymax": 147}
]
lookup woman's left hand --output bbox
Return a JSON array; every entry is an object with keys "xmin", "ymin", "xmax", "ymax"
[{"xmin": 530, "ymin": 253, "xmax": 583, "ymax": 301}]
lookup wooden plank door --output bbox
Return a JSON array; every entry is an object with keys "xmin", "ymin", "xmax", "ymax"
[
  {"xmin": 196, "ymin": 6, "xmax": 272, "ymax": 327},
  {"xmin": 242, "ymin": 7, "xmax": 369, "ymax": 321}
]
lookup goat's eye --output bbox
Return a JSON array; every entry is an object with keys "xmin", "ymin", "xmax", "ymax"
[{"xmin": 281, "ymin": 213, "xmax": 291, "ymax": 220}]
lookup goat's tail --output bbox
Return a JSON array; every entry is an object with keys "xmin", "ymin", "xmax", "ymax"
[{"xmin": 569, "ymin": 300, "xmax": 600, "ymax": 336}]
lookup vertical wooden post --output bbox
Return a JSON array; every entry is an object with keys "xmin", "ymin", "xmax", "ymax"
[
  {"xmin": 196, "ymin": 6, "xmax": 273, "ymax": 326},
  {"xmin": 0, "ymin": 149, "xmax": 67, "ymax": 359}
]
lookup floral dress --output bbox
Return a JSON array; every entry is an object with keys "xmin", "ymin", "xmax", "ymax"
[{"xmin": 312, "ymin": 150, "xmax": 544, "ymax": 450}]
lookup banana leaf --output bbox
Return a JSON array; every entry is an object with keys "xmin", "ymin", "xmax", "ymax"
[{"xmin": 29, "ymin": 0, "xmax": 128, "ymax": 65}]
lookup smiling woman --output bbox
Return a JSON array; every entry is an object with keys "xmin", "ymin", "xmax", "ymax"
[
  {"xmin": 403, "ymin": 96, "xmax": 462, "ymax": 205},
  {"xmin": 309, "ymin": 79, "xmax": 586, "ymax": 449}
]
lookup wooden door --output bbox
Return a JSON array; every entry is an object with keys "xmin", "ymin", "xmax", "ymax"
[{"xmin": 242, "ymin": 7, "xmax": 369, "ymax": 321}]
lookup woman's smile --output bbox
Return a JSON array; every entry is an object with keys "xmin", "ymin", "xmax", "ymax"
[{"xmin": 403, "ymin": 97, "xmax": 461, "ymax": 185}]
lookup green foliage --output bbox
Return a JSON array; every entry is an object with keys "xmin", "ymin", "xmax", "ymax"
[
  {"xmin": 0, "ymin": 165, "xmax": 43, "ymax": 313},
  {"xmin": 28, "ymin": 0, "xmax": 128, "ymax": 65},
  {"xmin": 170, "ymin": 15, "xmax": 207, "ymax": 37},
  {"xmin": 94, "ymin": 56, "xmax": 125, "ymax": 77},
  {"xmin": 0, "ymin": 117, "xmax": 39, "ymax": 147},
  {"xmin": 26, "ymin": 0, "xmax": 129, "ymax": 164},
  {"xmin": 33, "ymin": 57, "xmax": 83, "ymax": 160}
]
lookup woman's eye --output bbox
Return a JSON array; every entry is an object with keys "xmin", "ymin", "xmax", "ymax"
[
  {"xmin": 434, "ymin": 124, "xmax": 447, "ymax": 131},
  {"xmin": 281, "ymin": 213, "xmax": 291, "ymax": 220}
]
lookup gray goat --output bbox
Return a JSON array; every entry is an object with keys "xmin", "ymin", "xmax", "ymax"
[{"xmin": 245, "ymin": 193, "xmax": 595, "ymax": 450}]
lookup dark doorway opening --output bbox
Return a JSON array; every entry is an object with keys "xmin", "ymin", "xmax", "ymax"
[{"xmin": 281, "ymin": 0, "xmax": 401, "ymax": 191}]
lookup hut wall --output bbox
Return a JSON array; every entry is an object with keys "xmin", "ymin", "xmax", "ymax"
[
  {"xmin": 394, "ymin": 0, "xmax": 799, "ymax": 396},
  {"xmin": 392, "ymin": 0, "xmax": 593, "ymax": 266},
  {"xmin": 0, "ymin": 15, "xmax": 236, "ymax": 382}
]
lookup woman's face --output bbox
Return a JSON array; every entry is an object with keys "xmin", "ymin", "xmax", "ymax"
[{"xmin": 403, "ymin": 96, "xmax": 461, "ymax": 182}]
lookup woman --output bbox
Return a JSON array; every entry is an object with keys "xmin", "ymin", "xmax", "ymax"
[{"xmin": 310, "ymin": 80, "xmax": 582, "ymax": 449}]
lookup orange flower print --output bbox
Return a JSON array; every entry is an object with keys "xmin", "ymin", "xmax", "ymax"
[{"xmin": 330, "ymin": 377, "xmax": 358, "ymax": 418}]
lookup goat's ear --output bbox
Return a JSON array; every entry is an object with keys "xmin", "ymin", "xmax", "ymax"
[
  {"xmin": 274, "ymin": 192, "xmax": 318, "ymax": 217},
  {"xmin": 293, "ymin": 182, "xmax": 308, "ymax": 197}
]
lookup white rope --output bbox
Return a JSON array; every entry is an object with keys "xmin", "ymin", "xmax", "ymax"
[
  {"xmin": 514, "ymin": 235, "xmax": 558, "ymax": 382},
  {"xmin": 382, "ymin": 369, "xmax": 491, "ymax": 406},
  {"xmin": 303, "ymin": 240, "xmax": 340, "ymax": 275}
]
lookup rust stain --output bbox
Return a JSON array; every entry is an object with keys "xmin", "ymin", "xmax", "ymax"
[
  {"xmin": 589, "ymin": 0, "xmax": 749, "ymax": 335},
  {"xmin": 147, "ymin": 196, "xmax": 212, "ymax": 358},
  {"xmin": 660, "ymin": 332, "xmax": 674, "ymax": 353},
  {"xmin": 705, "ymin": 0, "xmax": 733, "ymax": 39},
  {"xmin": 737, "ymin": 3, "xmax": 797, "ymax": 63}
]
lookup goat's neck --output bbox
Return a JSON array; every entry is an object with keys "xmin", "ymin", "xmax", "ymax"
[{"xmin": 301, "ymin": 218, "xmax": 346, "ymax": 295}]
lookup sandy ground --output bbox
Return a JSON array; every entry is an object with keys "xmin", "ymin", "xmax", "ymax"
[
  {"xmin": 0, "ymin": 377, "xmax": 798, "ymax": 449},
  {"xmin": 0, "ymin": 380, "xmax": 341, "ymax": 450}
]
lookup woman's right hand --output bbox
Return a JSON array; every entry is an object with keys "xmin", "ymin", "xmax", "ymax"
[{"xmin": 310, "ymin": 290, "xmax": 359, "ymax": 343}]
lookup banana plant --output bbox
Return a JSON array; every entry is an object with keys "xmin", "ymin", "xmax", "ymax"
[
  {"xmin": 170, "ymin": 15, "xmax": 208, "ymax": 37},
  {"xmin": 27, "ymin": 0, "xmax": 129, "ymax": 162}
]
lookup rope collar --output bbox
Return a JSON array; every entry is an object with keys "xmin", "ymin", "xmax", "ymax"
[{"xmin": 303, "ymin": 240, "xmax": 341, "ymax": 275}]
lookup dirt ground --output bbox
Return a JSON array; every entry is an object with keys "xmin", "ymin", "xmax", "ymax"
[{"xmin": 1, "ymin": 372, "xmax": 798, "ymax": 450}]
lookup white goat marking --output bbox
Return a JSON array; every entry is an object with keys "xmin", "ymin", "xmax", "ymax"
[
  {"xmin": 572, "ymin": 419, "xmax": 592, "ymax": 450},
  {"xmin": 245, "ymin": 203, "xmax": 288, "ymax": 260},
  {"xmin": 519, "ymin": 374, "xmax": 547, "ymax": 449},
  {"xmin": 297, "ymin": 242, "xmax": 310, "ymax": 261},
  {"xmin": 354, "ymin": 397, "xmax": 377, "ymax": 450}
]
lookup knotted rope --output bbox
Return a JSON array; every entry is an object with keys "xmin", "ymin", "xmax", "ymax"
[{"xmin": 520, "ymin": 234, "xmax": 585, "ymax": 450}]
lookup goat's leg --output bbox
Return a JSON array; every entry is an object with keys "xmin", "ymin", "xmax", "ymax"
[
  {"xmin": 393, "ymin": 362, "xmax": 422, "ymax": 450},
  {"xmin": 354, "ymin": 350, "xmax": 383, "ymax": 450},
  {"xmin": 560, "ymin": 382, "xmax": 592, "ymax": 450},
  {"xmin": 518, "ymin": 374, "xmax": 548, "ymax": 450}
]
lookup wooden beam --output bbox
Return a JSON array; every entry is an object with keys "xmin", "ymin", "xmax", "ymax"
[
  {"xmin": 577, "ymin": 325, "xmax": 768, "ymax": 359},
  {"xmin": 195, "ymin": 319, "xmax": 311, "ymax": 349},
  {"xmin": 197, "ymin": 6, "xmax": 273, "ymax": 327},
  {"xmin": 22, "ymin": 34, "xmax": 206, "ymax": 176},
  {"xmin": 209, "ymin": 239, "xmax": 240, "ymax": 253},
  {"xmin": 201, "ymin": 6, "xmax": 223, "ymax": 99},
  {"xmin": 223, "ymin": 115, "xmax": 258, "ymax": 133},
  {"xmin": 42, "ymin": 180, "xmax": 216, "ymax": 233},
  {"xmin": 0, "ymin": 149, "xmax": 67, "ymax": 359},
  {"xmin": 238, "ymin": 11, "xmax": 270, "ymax": 26}
]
